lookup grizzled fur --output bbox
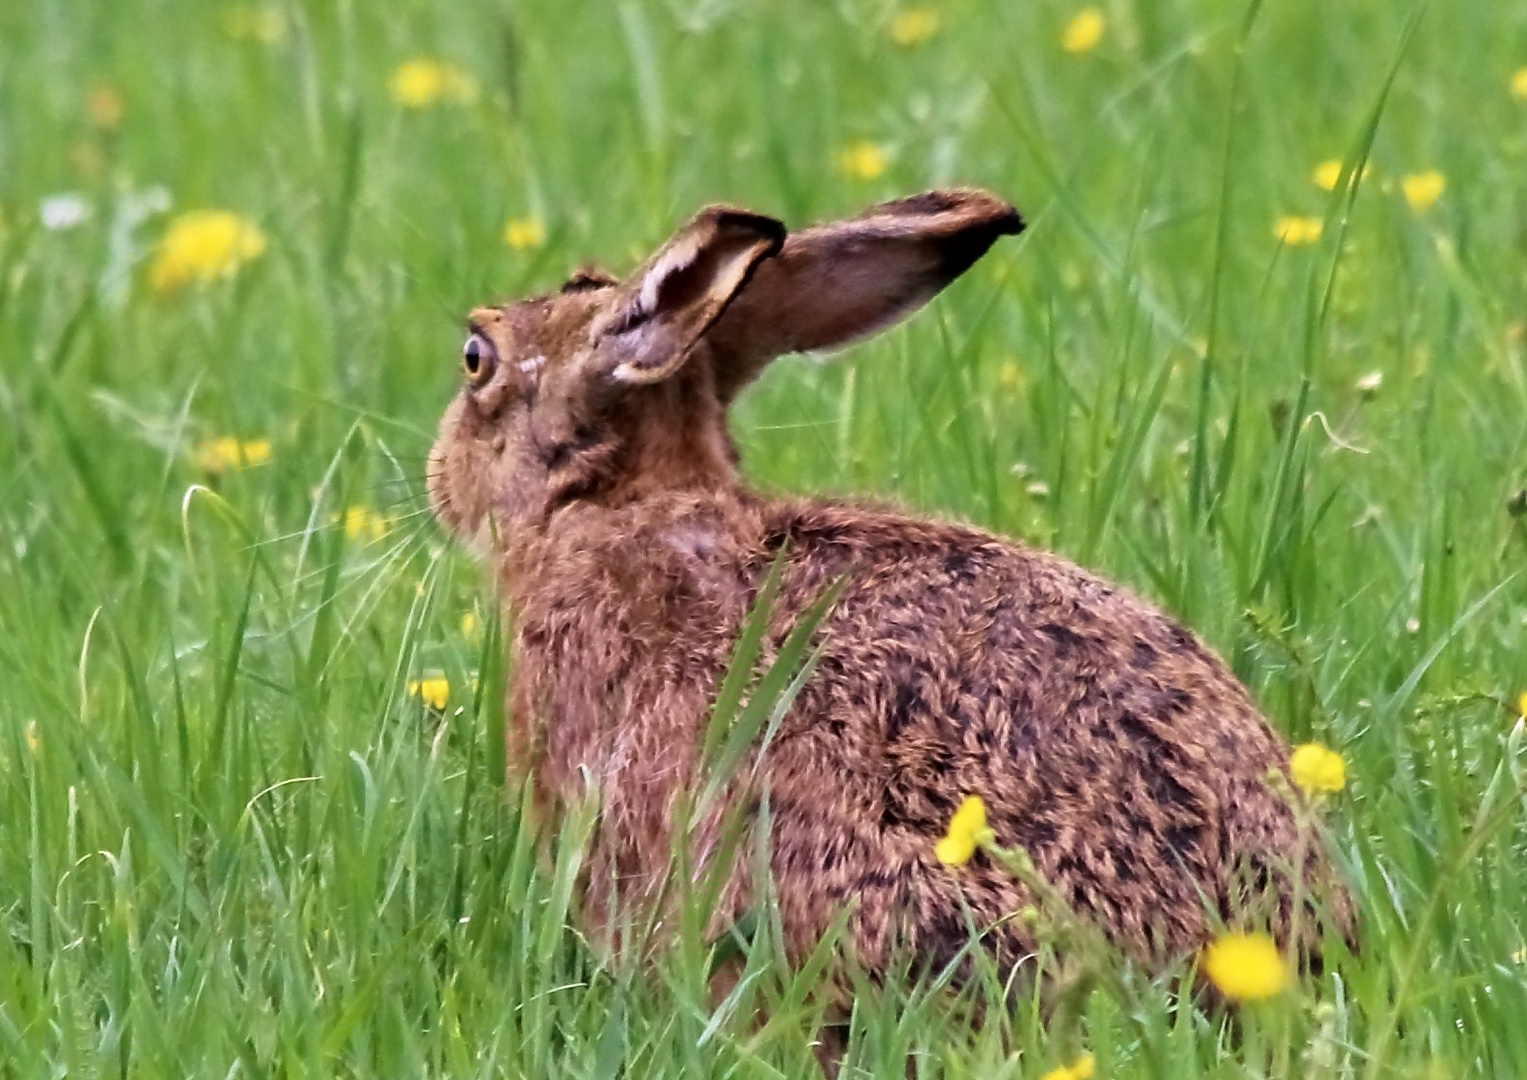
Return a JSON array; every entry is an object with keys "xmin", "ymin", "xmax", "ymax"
[{"xmin": 428, "ymin": 189, "xmax": 1348, "ymax": 980}]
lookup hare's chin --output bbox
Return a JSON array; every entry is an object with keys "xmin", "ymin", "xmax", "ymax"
[
  {"xmin": 434, "ymin": 504, "xmax": 497, "ymax": 562},
  {"xmin": 462, "ymin": 518, "xmax": 497, "ymax": 562}
]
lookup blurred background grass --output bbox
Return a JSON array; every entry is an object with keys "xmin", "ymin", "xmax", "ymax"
[{"xmin": 2, "ymin": 0, "xmax": 1527, "ymax": 1076}]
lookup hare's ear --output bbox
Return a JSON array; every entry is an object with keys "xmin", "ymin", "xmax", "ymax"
[
  {"xmin": 599, "ymin": 206, "xmax": 785, "ymax": 386},
  {"xmin": 707, "ymin": 189, "xmax": 1023, "ymax": 399}
]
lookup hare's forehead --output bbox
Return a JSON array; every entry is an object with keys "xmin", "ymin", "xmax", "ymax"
[{"xmin": 469, "ymin": 291, "xmax": 613, "ymax": 365}]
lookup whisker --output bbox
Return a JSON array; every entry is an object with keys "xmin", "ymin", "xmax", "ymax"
[
  {"xmin": 275, "ymin": 521, "xmax": 436, "ymax": 634},
  {"xmin": 266, "ymin": 382, "xmax": 441, "ymax": 443},
  {"xmin": 312, "ymin": 529, "xmax": 449, "ymax": 681}
]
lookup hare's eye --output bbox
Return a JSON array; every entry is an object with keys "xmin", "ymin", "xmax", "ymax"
[{"xmin": 462, "ymin": 333, "xmax": 496, "ymax": 384}]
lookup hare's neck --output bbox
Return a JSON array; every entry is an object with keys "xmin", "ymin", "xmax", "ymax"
[
  {"xmin": 601, "ymin": 383, "xmax": 743, "ymax": 505},
  {"xmin": 495, "ymin": 491, "xmax": 764, "ymax": 847},
  {"xmin": 499, "ymin": 487, "xmax": 763, "ymax": 608}
]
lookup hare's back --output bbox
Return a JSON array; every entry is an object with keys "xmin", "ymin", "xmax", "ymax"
[{"xmin": 759, "ymin": 500, "xmax": 1297, "ymax": 959}]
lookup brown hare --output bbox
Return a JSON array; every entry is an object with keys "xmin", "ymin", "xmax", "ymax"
[{"xmin": 427, "ymin": 188, "xmax": 1347, "ymax": 984}]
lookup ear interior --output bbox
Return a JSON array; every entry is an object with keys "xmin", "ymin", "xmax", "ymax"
[{"xmin": 605, "ymin": 208, "xmax": 786, "ymax": 386}]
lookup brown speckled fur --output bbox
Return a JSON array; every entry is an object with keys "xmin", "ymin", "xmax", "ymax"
[{"xmin": 428, "ymin": 189, "xmax": 1348, "ymax": 983}]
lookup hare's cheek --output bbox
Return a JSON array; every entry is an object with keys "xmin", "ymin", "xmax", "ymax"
[
  {"xmin": 426, "ymin": 455, "xmax": 471, "ymax": 537},
  {"xmin": 425, "ymin": 442, "xmax": 456, "ymax": 525},
  {"xmin": 426, "ymin": 402, "xmax": 469, "ymax": 528}
]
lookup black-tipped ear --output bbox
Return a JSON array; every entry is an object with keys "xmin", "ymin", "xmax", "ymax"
[
  {"xmin": 707, "ymin": 188, "xmax": 1023, "ymax": 400},
  {"xmin": 600, "ymin": 207, "xmax": 786, "ymax": 386}
]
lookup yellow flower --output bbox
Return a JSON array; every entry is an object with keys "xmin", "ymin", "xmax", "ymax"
[
  {"xmin": 1517, "ymin": 691, "xmax": 1526, "ymax": 720},
  {"xmin": 935, "ymin": 794, "xmax": 993, "ymax": 866},
  {"xmin": 194, "ymin": 437, "xmax": 272, "ymax": 473},
  {"xmin": 24, "ymin": 722, "xmax": 40, "ymax": 755},
  {"xmin": 1289, "ymin": 742, "xmax": 1346, "ymax": 796},
  {"xmin": 461, "ymin": 611, "xmax": 481, "ymax": 638},
  {"xmin": 1202, "ymin": 931, "xmax": 1290, "ymax": 1001},
  {"xmin": 503, "ymin": 216, "xmax": 546, "ymax": 251},
  {"xmin": 192, "ymin": 438, "xmax": 230, "ymax": 472},
  {"xmin": 1312, "ymin": 160, "xmax": 1343, "ymax": 192},
  {"xmin": 87, "ymin": 84, "xmax": 123, "ymax": 130},
  {"xmin": 1312, "ymin": 160, "xmax": 1372, "ymax": 192},
  {"xmin": 408, "ymin": 677, "xmax": 451, "ymax": 710},
  {"xmin": 836, "ymin": 140, "xmax": 889, "ymax": 181},
  {"xmin": 222, "ymin": 6, "xmax": 286, "ymax": 44},
  {"xmin": 1401, "ymin": 170, "xmax": 1445, "ymax": 213},
  {"xmin": 1061, "ymin": 8, "xmax": 1105, "ymax": 55},
  {"xmin": 1039, "ymin": 1054, "xmax": 1096, "ymax": 1080},
  {"xmin": 1511, "ymin": 68, "xmax": 1527, "ymax": 102},
  {"xmin": 150, "ymin": 211, "xmax": 267, "ymax": 293},
  {"xmin": 341, "ymin": 507, "xmax": 391, "ymax": 543},
  {"xmin": 389, "ymin": 59, "xmax": 477, "ymax": 109},
  {"xmin": 889, "ymin": 8, "xmax": 941, "ymax": 48},
  {"xmin": 1273, "ymin": 216, "xmax": 1323, "ymax": 246}
]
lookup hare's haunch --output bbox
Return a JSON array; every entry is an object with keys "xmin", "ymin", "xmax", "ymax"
[{"xmin": 428, "ymin": 189, "xmax": 1348, "ymax": 976}]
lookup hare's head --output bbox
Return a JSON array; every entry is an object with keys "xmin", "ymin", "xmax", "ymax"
[{"xmin": 428, "ymin": 189, "xmax": 1022, "ymax": 546}]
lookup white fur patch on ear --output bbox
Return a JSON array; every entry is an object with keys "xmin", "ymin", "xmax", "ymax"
[
  {"xmin": 635, "ymin": 232, "xmax": 704, "ymax": 320},
  {"xmin": 609, "ymin": 327, "xmax": 664, "ymax": 385}
]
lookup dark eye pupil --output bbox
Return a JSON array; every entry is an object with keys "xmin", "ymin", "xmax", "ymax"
[{"xmin": 463, "ymin": 337, "xmax": 483, "ymax": 375}]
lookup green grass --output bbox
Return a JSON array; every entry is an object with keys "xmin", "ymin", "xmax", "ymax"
[{"xmin": 3, "ymin": 0, "xmax": 1527, "ymax": 1075}]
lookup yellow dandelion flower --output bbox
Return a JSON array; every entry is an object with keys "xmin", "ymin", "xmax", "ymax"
[
  {"xmin": 1511, "ymin": 68, "xmax": 1527, "ymax": 102},
  {"xmin": 150, "ymin": 211, "xmax": 266, "ymax": 293},
  {"xmin": 1061, "ymin": 8, "xmax": 1105, "ymax": 55},
  {"xmin": 1517, "ymin": 690, "xmax": 1526, "ymax": 720},
  {"xmin": 461, "ymin": 611, "xmax": 481, "ymax": 638},
  {"xmin": 935, "ymin": 794, "xmax": 993, "ymax": 867},
  {"xmin": 1273, "ymin": 216, "xmax": 1323, "ymax": 246},
  {"xmin": 341, "ymin": 506, "xmax": 391, "ymax": 543},
  {"xmin": 889, "ymin": 9, "xmax": 941, "ymax": 49},
  {"xmin": 1313, "ymin": 160, "xmax": 1371, "ymax": 192},
  {"xmin": 1312, "ymin": 160, "xmax": 1343, "ymax": 192},
  {"xmin": 389, "ymin": 59, "xmax": 477, "ymax": 109},
  {"xmin": 87, "ymin": 84, "xmax": 123, "ymax": 130},
  {"xmin": 1039, "ymin": 1054, "xmax": 1096, "ymax": 1080},
  {"xmin": 195, "ymin": 438, "xmax": 240, "ymax": 472},
  {"xmin": 194, "ymin": 437, "xmax": 272, "ymax": 474},
  {"xmin": 408, "ymin": 677, "xmax": 451, "ymax": 710},
  {"xmin": 1289, "ymin": 742, "xmax": 1346, "ymax": 796},
  {"xmin": 1401, "ymin": 171, "xmax": 1445, "ymax": 213},
  {"xmin": 836, "ymin": 140, "xmax": 889, "ymax": 182},
  {"xmin": 1202, "ymin": 931, "xmax": 1290, "ymax": 1001},
  {"xmin": 503, "ymin": 216, "xmax": 546, "ymax": 251}
]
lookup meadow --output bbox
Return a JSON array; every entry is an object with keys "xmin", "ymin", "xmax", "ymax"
[{"xmin": 3, "ymin": 0, "xmax": 1527, "ymax": 1075}]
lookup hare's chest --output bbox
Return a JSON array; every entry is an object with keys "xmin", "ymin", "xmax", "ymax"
[{"xmin": 506, "ymin": 570, "xmax": 747, "ymax": 795}]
